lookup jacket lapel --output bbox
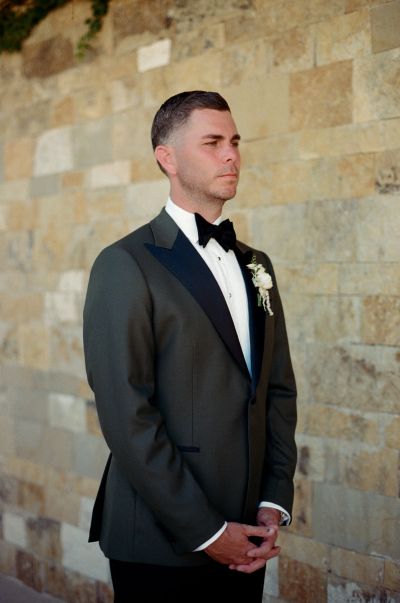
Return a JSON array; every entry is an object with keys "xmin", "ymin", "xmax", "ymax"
[
  {"xmin": 234, "ymin": 244, "xmax": 267, "ymax": 388},
  {"xmin": 146, "ymin": 210, "xmax": 250, "ymax": 380}
]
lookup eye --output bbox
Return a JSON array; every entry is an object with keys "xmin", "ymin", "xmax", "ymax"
[{"xmin": 204, "ymin": 140, "xmax": 218, "ymax": 146}]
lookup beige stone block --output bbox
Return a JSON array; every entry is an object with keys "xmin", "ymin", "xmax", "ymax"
[
  {"xmin": 290, "ymin": 478, "xmax": 313, "ymax": 537},
  {"xmin": 295, "ymin": 435, "xmax": 325, "ymax": 481},
  {"xmin": 375, "ymin": 148, "xmax": 400, "ymax": 194},
  {"xmin": 278, "ymin": 532, "xmax": 330, "ymax": 570},
  {"xmin": 299, "ymin": 123, "xmax": 380, "ymax": 160},
  {"xmin": 371, "ymin": 0, "xmax": 400, "ymax": 53},
  {"xmin": 224, "ymin": 13, "xmax": 274, "ymax": 45},
  {"xmin": 112, "ymin": 107, "xmax": 154, "ymax": 161},
  {"xmin": 343, "ymin": 448, "xmax": 399, "ymax": 496},
  {"xmin": 303, "ymin": 404, "xmax": 381, "ymax": 445},
  {"xmin": 4, "ymin": 138, "xmax": 34, "ymax": 181},
  {"xmin": 0, "ymin": 179, "xmax": 29, "ymax": 202},
  {"xmin": 61, "ymin": 171, "xmax": 84, "ymax": 189},
  {"xmin": 270, "ymin": 160, "xmax": 311, "ymax": 203},
  {"xmin": 361, "ymin": 295, "xmax": 400, "ymax": 345},
  {"xmin": 49, "ymin": 393, "xmax": 86, "ymax": 433},
  {"xmin": 173, "ymin": 22, "xmax": 225, "ymax": 62},
  {"xmin": 88, "ymin": 160, "xmax": 131, "ymax": 188},
  {"xmin": 131, "ymin": 158, "xmax": 162, "ymax": 182},
  {"xmin": 339, "ymin": 263, "xmax": 400, "ymax": 296},
  {"xmin": 272, "ymin": 26, "xmax": 314, "ymax": 73},
  {"xmin": 220, "ymin": 38, "xmax": 272, "ymax": 87},
  {"xmin": 18, "ymin": 323, "xmax": 50, "ymax": 370},
  {"xmin": 385, "ymin": 415, "xmax": 400, "ymax": 448},
  {"xmin": 234, "ymin": 166, "xmax": 272, "ymax": 208},
  {"xmin": 331, "ymin": 548, "xmax": 384, "ymax": 584},
  {"xmin": 290, "ymin": 61, "xmax": 353, "ymax": 130},
  {"xmin": 5, "ymin": 457, "xmax": 46, "ymax": 485},
  {"xmin": 49, "ymin": 326, "xmax": 85, "ymax": 377},
  {"xmin": 34, "ymin": 127, "xmax": 73, "ymax": 176},
  {"xmin": 279, "ymin": 556, "xmax": 327, "ymax": 603},
  {"xmin": 45, "ymin": 485, "xmax": 80, "ymax": 526},
  {"xmin": 316, "ymin": 9, "xmax": 371, "ymax": 65},
  {"xmin": 86, "ymin": 189, "xmax": 125, "ymax": 221},
  {"xmin": 126, "ymin": 179, "xmax": 169, "ymax": 219},
  {"xmin": 74, "ymin": 87, "xmax": 111, "ymax": 122},
  {"xmin": 50, "ymin": 97, "xmax": 75, "ymax": 128},
  {"xmin": 17, "ymin": 479, "xmax": 45, "ymax": 515},
  {"xmin": 354, "ymin": 49, "xmax": 400, "ymax": 122},
  {"xmin": 110, "ymin": 76, "xmax": 141, "ymax": 113},
  {"xmin": 251, "ymin": 204, "xmax": 307, "ymax": 263},
  {"xmin": 313, "ymin": 296, "xmax": 360, "ymax": 344},
  {"xmin": 0, "ymin": 416, "xmax": 15, "ymax": 456},
  {"xmin": 382, "ymin": 195, "xmax": 400, "ymax": 262},
  {"xmin": 5, "ymin": 198, "xmax": 37, "ymax": 231},
  {"xmin": 0, "ymin": 292, "xmax": 43, "ymax": 321},
  {"xmin": 164, "ymin": 51, "xmax": 222, "ymax": 95},
  {"xmin": 277, "ymin": 263, "xmax": 339, "ymax": 295},
  {"xmin": 86, "ymin": 402, "xmax": 102, "ymax": 438},
  {"xmin": 22, "ymin": 36, "xmax": 74, "ymax": 78},
  {"xmin": 225, "ymin": 210, "xmax": 250, "ymax": 243},
  {"xmin": 384, "ymin": 560, "xmax": 400, "ymax": 591},
  {"xmin": 340, "ymin": 153, "xmax": 377, "ymax": 198},
  {"xmin": 224, "ymin": 76, "xmax": 289, "ymax": 139},
  {"xmin": 241, "ymin": 134, "xmax": 299, "ymax": 166}
]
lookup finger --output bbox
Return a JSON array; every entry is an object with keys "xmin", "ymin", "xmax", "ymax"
[
  {"xmin": 243, "ymin": 524, "xmax": 273, "ymax": 539},
  {"xmin": 247, "ymin": 545, "xmax": 281, "ymax": 559},
  {"xmin": 230, "ymin": 558, "xmax": 267, "ymax": 573}
]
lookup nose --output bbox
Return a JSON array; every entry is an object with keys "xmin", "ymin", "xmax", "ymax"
[{"xmin": 222, "ymin": 144, "xmax": 240, "ymax": 164}]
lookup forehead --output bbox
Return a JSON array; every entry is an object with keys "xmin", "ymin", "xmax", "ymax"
[{"xmin": 183, "ymin": 108, "xmax": 238, "ymax": 137}]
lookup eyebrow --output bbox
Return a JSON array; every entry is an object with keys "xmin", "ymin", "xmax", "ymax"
[{"xmin": 201, "ymin": 133, "xmax": 241, "ymax": 142}]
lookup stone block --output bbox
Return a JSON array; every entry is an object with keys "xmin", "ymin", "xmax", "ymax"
[
  {"xmin": 48, "ymin": 393, "xmax": 86, "ymax": 434},
  {"xmin": 17, "ymin": 480, "xmax": 45, "ymax": 515},
  {"xmin": 0, "ymin": 143, "xmax": 4, "ymax": 182},
  {"xmin": 61, "ymin": 171, "xmax": 84, "ymax": 190},
  {"xmin": 138, "ymin": 38, "xmax": 171, "ymax": 72},
  {"xmin": 4, "ymin": 138, "xmax": 34, "ymax": 181},
  {"xmin": 312, "ymin": 296, "xmax": 360, "ymax": 344},
  {"xmin": 34, "ymin": 128, "xmax": 73, "ymax": 176},
  {"xmin": 252, "ymin": 204, "xmax": 307, "ymax": 263},
  {"xmin": 375, "ymin": 148, "xmax": 400, "ymax": 194},
  {"xmin": 0, "ymin": 474, "xmax": 18, "ymax": 505},
  {"xmin": 126, "ymin": 179, "xmax": 169, "ymax": 219},
  {"xmin": 224, "ymin": 75, "xmax": 289, "ymax": 139},
  {"xmin": 109, "ymin": 77, "xmax": 140, "ymax": 113},
  {"xmin": 6, "ymin": 456, "xmax": 46, "ymax": 486},
  {"xmin": 385, "ymin": 415, "xmax": 400, "ymax": 449},
  {"xmin": 11, "ymin": 387, "xmax": 48, "ymax": 422},
  {"xmin": 45, "ymin": 291, "xmax": 78, "ymax": 324},
  {"xmin": 18, "ymin": 323, "xmax": 50, "ymax": 370},
  {"xmin": 316, "ymin": 9, "xmax": 371, "ymax": 65},
  {"xmin": 58, "ymin": 270, "xmax": 85, "ymax": 293},
  {"xmin": 61, "ymin": 522, "xmax": 109, "ymax": 581},
  {"xmin": 23, "ymin": 36, "xmax": 74, "ymax": 78},
  {"xmin": 0, "ymin": 179, "xmax": 29, "ymax": 203},
  {"xmin": 302, "ymin": 404, "xmax": 380, "ymax": 445},
  {"xmin": 339, "ymin": 263, "xmax": 400, "ymax": 296},
  {"xmin": 30, "ymin": 174, "xmax": 60, "ymax": 198},
  {"xmin": 112, "ymin": 107, "xmax": 153, "ymax": 161},
  {"xmin": 272, "ymin": 26, "xmax": 314, "ymax": 72},
  {"xmin": 279, "ymin": 556, "xmax": 327, "ymax": 603},
  {"xmin": 72, "ymin": 118, "xmax": 113, "ymax": 169},
  {"xmin": 344, "ymin": 447, "xmax": 398, "ymax": 496},
  {"xmin": 290, "ymin": 478, "xmax": 313, "ymax": 537},
  {"xmin": 313, "ymin": 483, "xmax": 400, "ymax": 558},
  {"xmin": 361, "ymin": 296, "xmax": 400, "ymax": 345},
  {"xmin": 264, "ymin": 555, "xmax": 279, "ymax": 596},
  {"xmin": 50, "ymin": 96, "xmax": 75, "ymax": 128},
  {"xmin": 3, "ymin": 512, "xmax": 27, "ymax": 548},
  {"xmin": 308, "ymin": 343, "xmax": 399, "ymax": 413},
  {"xmin": 277, "ymin": 532, "xmax": 330, "ymax": 571},
  {"xmin": 353, "ymin": 49, "xmax": 400, "ymax": 122},
  {"xmin": 88, "ymin": 160, "xmax": 131, "ymax": 188},
  {"xmin": 0, "ymin": 540, "xmax": 17, "ymax": 576},
  {"xmin": 73, "ymin": 433, "xmax": 109, "ymax": 480},
  {"xmin": 384, "ymin": 560, "xmax": 400, "ymax": 591},
  {"xmin": 221, "ymin": 38, "xmax": 271, "ymax": 87},
  {"xmin": 371, "ymin": 1, "xmax": 400, "ymax": 53},
  {"xmin": 306, "ymin": 200, "xmax": 357, "ymax": 262},
  {"xmin": 290, "ymin": 61, "xmax": 353, "ymax": 130},
  {"xmin": 74, "ymin": 87, "xmax": 111, "ymax": 122},
  {"xmin": 112, "ymin": 0, "xmax": 172, "ymax": 40},
  {"xmin": 79, "ymin": 496, "xmax": 95, "ymax": 532},
  {"xmin": 327, "ymin": 576, "xmax": 400, "ymax": 603},
  {"xmin": 45, "ymin": 484, "xmax": 80, "ymax": 527},
  {"xmin": 44, "ymin": 562, "xmax": 68, "ymax": 600},
  {"xmin": 64, "ymin": 569, "xmax": 98, "ymax": 603},
  {"xmin": 276, "ymin": 263, "xmax": 339, "ymax": 296},
  {"xmin": 173, "ymin": 22, "xmax": 225, "ymax": 62},
  {"xmin": 16, "ymin": 550, "xmax": 45, "ymax": 592},
  {"xmin": 86, "ymin": 400, "xmax": 102, "ymax": 437},
  {"xmin": 295, "ymin": 435, "xmax": 325, "ymax": 481},
  {"xmin": 26, "ymin": 517, "xmax": 62, "ymax": 562}
]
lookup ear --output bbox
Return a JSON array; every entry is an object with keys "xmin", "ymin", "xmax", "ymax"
[{"xmin": 154, "ymin": 145, "xmax": 177, "ymax": 176}]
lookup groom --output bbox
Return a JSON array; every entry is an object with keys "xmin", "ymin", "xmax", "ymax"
[{"xmin": 83, "ymin": 91, "xmax": 297, "ymax": 603}]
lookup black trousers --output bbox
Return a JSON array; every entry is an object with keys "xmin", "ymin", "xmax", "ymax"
[{"xmin": 109, "ymin": 559, "xmax": 266, "ymax": 603}]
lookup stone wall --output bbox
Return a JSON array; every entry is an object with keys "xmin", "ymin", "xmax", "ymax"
[{"xmin": 0, "ymin": 1, "xmax": 399, "ymax": 601}]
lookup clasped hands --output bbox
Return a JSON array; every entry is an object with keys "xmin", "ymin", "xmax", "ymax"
[{"xmin": 205, "ymin": 508, "xmax": 281, "ymax": 574}]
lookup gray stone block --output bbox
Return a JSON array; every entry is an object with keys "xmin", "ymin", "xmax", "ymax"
[
  {"xmin": 30, "ymin": 174, "xmax": 60, "ymax": 198},
  {"xmin": 72, "ymin": 432, "xmax": 109, "ymax": 479},
  {"xmin": 313, "ymin": 483, "xmax": 400, "ymax": 559},
  {"xmin": 72, "ymin": 118, "xmax": 113, "ymax": 169}
]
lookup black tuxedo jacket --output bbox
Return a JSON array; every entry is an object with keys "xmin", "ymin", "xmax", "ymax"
[{"xmin": 83, "ymin": 208, "xmax": 297, "ymax": 566}]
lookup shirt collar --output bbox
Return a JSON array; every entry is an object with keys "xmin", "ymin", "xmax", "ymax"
[{"xmin": 165, "ymin": 197, "xmax": 222, "ymax": 245}]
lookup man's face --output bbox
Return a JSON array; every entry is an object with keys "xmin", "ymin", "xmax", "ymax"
[{"xmin": 171, "ymin": 108, "xmax": 241, "ymax": 204}]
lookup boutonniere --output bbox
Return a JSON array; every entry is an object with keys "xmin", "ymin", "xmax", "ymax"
[{"xmin": 246, "ymin": 255, "xmax": 274, "ymax": 316}]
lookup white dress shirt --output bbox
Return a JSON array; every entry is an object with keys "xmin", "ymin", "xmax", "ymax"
[{"xmin": 165, "ymin": 198, "xmax": 290, "ymax": 551}]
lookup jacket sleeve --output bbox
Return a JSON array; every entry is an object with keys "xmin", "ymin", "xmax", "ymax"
[
  {"xmin": 259, "ymin": 253, "xmax": 297, "ymax": 518},
  {"xmin": 83, "ymin": 245, "xmax": 225, "ymax": 552}
]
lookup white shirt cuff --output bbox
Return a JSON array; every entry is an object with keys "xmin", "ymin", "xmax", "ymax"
[
  {"xmin": 259, "ymin": 502, "xmax": 291, "ymax": 525},
  {"xmin": 193, "ymin": 522, "xmax": 228, "ymax": 551}
]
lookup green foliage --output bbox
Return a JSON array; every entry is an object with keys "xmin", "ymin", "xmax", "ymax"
[{"xmin": 0, "ymin": 0, "xmax": 110, "ymax": 57}]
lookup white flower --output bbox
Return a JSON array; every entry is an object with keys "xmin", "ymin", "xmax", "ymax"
[{"xmin": 247, "ymin": 256, "xmax": 274, "ymax": 316}]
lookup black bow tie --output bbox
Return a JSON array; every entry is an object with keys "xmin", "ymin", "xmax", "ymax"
[{"xmin": 195, "ymin": 213, "xmax": 236, "ymax": 252}]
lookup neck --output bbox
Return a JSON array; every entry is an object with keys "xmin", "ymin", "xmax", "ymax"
[{"xmin": 169, "ymin": 191, "xmax": 225, "ymax": 223}]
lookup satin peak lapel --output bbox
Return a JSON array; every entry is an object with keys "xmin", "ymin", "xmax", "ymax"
[{"xmin": 146, "ymin": 213, "xmax": 250, "ymax": 379}]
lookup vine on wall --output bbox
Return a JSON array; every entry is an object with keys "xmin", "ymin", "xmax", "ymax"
[{"xmin": 0, "ymin": 0, "xmax": 110, "ymax": 56}]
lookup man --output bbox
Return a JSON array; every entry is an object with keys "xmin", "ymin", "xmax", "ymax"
[{"xmin": 83, "ymin": 91, "xmax": 297, "ymax": 603}]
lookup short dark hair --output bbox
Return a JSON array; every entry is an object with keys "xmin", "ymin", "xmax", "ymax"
[{"xmin": 151, "ymin": 90, "xmax": 231, "ymax": 150}]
